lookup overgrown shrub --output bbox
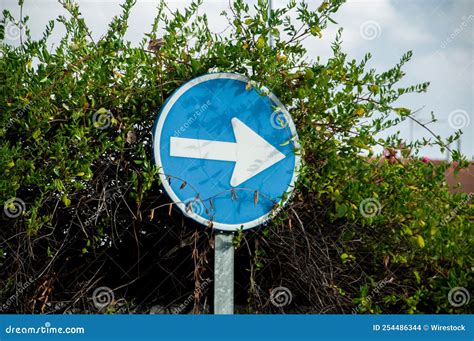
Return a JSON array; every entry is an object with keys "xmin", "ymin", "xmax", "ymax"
[{"xmin": 1, "ymin": 0, "xmax": 472, "ymax": 314}]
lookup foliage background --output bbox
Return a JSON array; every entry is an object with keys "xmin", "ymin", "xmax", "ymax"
[{"xmin": 0, "ymin": 0, "xmax": 472, "ymax": 314}]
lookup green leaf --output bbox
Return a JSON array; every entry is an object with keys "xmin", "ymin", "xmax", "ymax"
[
  {"xmin": 318, "ymin": 2, "xmax": 329, "ymax": 12},
  {"xmin": 336, "ymin": 203, "xmax": 347, "ymax": 218},
  {"xmin": 416, "ymin": 235, "xmax": 425, "ymax": 248},
  {"xmin": 310, "ymin": 26, "xmax": 322, "ymax": 38},
  {"xmin": 369, "ymin": 84, "xmax": 379, "ymax": 94},
  {"xmin": 191, "ymin": 59, "xmax": 201, "ymax": 72},
  {"xmin": 394, "ymin": 107, "xmax": 411, "ymax": 116},
  {"xmin": 413, "ymin": 270, "xmax": 421, "ymax": 284},
  {"xmin": 96, "ymin": 107, "xmax": 108, "ymax": 114},
  {"xmin": 354, "ymin": 108, "xmax": 365, "ymax": 117},
  {"xmin": 32, "ymin": 128, "xmax": 41, "ymax": 140},
  {"xmin": 62, "ymin": 194, "xmax": 71, "ymax": 207}
]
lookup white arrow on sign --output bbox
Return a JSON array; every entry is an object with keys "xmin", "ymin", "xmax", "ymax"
[{"xmin": 170, "ymin": 117, "xmax": 286, "ymax": 187}]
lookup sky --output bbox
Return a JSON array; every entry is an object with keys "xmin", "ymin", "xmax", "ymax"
[{"xmin": 2, "ymin": 0, "xmax": 473, "ymax": 160}]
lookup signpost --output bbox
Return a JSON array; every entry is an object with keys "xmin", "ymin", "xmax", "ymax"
[{"xmin": 152, "ymin": 73, "xmax": 299, "ymax": 313}]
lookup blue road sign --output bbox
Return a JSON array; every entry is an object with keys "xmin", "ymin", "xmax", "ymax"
[{"xmin": 152, "ymin": 73, "xmax": 300, "ymax": 231}]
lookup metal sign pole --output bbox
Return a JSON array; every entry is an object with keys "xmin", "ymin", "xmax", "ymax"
[{"xmin": 214, "ymin": 232, "xmax": 234, "ymax": 314}]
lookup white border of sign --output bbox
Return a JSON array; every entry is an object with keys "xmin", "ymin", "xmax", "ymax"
[{"xmin": 152, "ymin": 72, "xmax": 300, "ymax": 231}]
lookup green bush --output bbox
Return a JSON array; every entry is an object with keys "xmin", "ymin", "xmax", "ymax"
[{"xmin": 0, "ymin": 0, "xmax": 472, "ymax": 313}]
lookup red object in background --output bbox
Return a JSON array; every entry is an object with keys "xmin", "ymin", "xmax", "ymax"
[
  {"xmin": 376, "ymin": 155, "xmax": 473, "ymax": 194},
  {"xmin": 432, "ymin": 160, "xmax": 474, "ymax": 194}
]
